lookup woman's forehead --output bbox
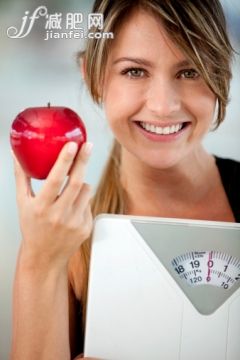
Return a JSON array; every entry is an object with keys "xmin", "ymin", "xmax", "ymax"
[{"xmin": 107, "ymin": 8, "xmax": 186, "ymax": 66}]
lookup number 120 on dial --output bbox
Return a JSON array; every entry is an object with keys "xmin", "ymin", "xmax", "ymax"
[{"xmin": 172, "ymin": 251, "xmax": 240, "ymax": 290}]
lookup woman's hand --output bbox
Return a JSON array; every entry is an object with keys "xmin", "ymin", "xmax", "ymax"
[{"xmin": 13, "ymin": 141, "xmax": 93, "ymax": 270}]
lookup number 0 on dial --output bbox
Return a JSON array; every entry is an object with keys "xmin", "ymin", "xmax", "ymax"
[{"xmin": 171, "ymin": 251, "xmax": 240, "ymax": 290}]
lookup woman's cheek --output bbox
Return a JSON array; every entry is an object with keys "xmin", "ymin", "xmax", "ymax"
[
  {"xmin": 194, "ymin": 95, "xmax": 216, "ymax": 130},
  {"xmin": 184, "ymin": 82, "xmax": 216, "ymax": 126},
  {"xmin": 104, "ymin": 80, "xmax": 146, "ymax": 121}
]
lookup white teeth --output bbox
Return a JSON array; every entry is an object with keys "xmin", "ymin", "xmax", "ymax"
[
  {"xmin": 140, "ymin": 122, "xmax": 183, "ymax": 135},
  {"xmin": 163, "ymin": 127, "xmax": 170, "ymax": 134}
]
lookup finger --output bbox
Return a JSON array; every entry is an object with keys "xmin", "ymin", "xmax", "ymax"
[
  {"xmin": 58, "ymin": 142, "xmax": 93, "ymax": 205},
  {"xmin": 58, "ymin": 180, "xmax": 92, "ymax": 216},
  {"xmin": 76, "ymin": 193, "xmax": 93, "ymax": 240},
  {"xmin": 38, "ymin": 142, "xmax": 78, "ymax": 205},
  {"xmin": 82, "ymin": 203, "xmax": 94, "ymax": 236},
  {"xmin": 12, "ymin": 151, "xmax": 34, "ymax": 201},
  {"xmin": 73, "ymin": 183, "xmax": 92, "ymax": 215}
]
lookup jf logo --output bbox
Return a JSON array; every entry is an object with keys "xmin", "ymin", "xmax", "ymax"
[{"xmin": 7, "ymin": 6, "xmax": 48, "ymax": 38}]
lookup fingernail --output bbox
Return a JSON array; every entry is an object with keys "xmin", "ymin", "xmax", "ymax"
[
  {"xmin": 84, "ymin": 142, "xmax": 93, "ymax": 156},
  {"xmin": 67, "ymin": 142, "xmax": 78, "ymax": 155}
]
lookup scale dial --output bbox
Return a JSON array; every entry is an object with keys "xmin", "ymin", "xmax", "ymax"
[{"xmin": 172, "ymin": 251, "xmax": 240, "ymax": 290}]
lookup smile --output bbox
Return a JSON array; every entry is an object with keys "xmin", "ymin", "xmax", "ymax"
[
  {"xmin": 139, "ymin": 121, "xmax": 184, "ymax": 135},
  {"xmin": 133, "ymin": 120, "xmax": 191, "ymax": 142}
]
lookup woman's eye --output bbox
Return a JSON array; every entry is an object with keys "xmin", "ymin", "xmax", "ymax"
[
  {"xmin": 178, "ymin": 69, "xmax": 199, "ymax": 79},
  {"xmin": 121, "ymin": 68, "xmax": 146, "ymax": 78}
]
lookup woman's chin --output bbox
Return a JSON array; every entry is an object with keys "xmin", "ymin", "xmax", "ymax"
[{"xmin": 137, "ymin": 150, "xmax": 184, "ymax": 170}]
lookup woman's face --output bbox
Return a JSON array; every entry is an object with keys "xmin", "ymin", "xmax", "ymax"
[{"xmin": 102, "ymin": 9, "xmax": 216, "ymax": 169}]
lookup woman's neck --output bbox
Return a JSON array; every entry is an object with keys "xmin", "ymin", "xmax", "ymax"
[{"xmin": 120, "ymin": 146, "xmax": 216, "ymax": 216}]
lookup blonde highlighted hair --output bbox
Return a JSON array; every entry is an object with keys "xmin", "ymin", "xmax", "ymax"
[
  {"xmin": 69, "ymin": 0, "xmax": 234, "ymax": 332},
  {"xmin": 68, "ymin": 139, "xmax": 125, "ymax": 326}
]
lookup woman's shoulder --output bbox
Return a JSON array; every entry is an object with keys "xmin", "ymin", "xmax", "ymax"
[
  {"xmin": 215, "ymin": 155, "xmax": 240, "ymax": 168},
  {"xmin": 214, "ymin": 155, "xmax": 240, "ymax": 179},
  {"xmin": 214, "ymin": 155, "xmax": 240, "ymax": 222}
]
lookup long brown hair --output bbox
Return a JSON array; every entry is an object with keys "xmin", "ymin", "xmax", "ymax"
[
  {"xmin": 68, "ymin": 139, "xmax": 125, "ymax": 325},
  {"xmin": 69, "ymin": 0, "xmax": 234, "ymax": 330}
]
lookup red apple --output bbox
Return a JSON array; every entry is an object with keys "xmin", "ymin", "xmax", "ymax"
[{"xmin": 10, "ymin": 104, "xmax": 87, "ymax": 179}]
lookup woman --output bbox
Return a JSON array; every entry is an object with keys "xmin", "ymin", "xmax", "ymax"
[{"xmin": 11, "ymin": 0, "xmax": 240, "ymax": 359}]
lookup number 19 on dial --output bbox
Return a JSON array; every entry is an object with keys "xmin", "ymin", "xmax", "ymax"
[{"xmin": 172, "ymin": 251, "xmax": 240, "ymax": 290}]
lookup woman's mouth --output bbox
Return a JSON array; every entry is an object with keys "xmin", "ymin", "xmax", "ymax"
[
  {"xmin": 140, "ymin": 121, "xmax": 185, "ymax": 134},
  {"xmin": 134, "ymin": 120, "xmax": 191, "ymax": 142}
]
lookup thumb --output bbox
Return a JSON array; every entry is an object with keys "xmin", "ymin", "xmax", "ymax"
[{"xmin": 11, "ymin": 151, "xmax": 33, "ymax": 200}]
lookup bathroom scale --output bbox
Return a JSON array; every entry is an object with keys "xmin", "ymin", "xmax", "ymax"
[{"xmin": 84, "ymin": 214, "xmax": 240, "ymax": 360}]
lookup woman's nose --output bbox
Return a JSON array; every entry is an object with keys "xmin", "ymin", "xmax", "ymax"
[{"xmin": 145, "ymin": 77, "xmax": 181, "ymax": 117}]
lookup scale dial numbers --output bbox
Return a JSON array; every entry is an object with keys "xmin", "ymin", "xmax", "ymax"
[{"xmin": 172, "ymin": 251, "xmax": 240, "ymax": 290}]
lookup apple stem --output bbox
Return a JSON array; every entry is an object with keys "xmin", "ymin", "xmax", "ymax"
[{"xmin": 47, "ymin": 102, "xmax": 51, "ymax": 108}]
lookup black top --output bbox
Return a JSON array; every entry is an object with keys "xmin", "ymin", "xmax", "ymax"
[{"xmin": 215, "ymin": 156, "xmax": 240, "ymax": 223}]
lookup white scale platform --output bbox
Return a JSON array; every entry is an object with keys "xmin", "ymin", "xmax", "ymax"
[{"xmin": 84, "ymin": 215, "xmax": 240, "ymax": 360}]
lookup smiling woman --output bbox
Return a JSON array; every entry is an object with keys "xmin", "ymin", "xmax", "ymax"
[
  {"xmin": 101, "ymin": 9, "xmax": 218, "ymax": 170},
  {"xmin": 11, "ymin": 1, "xmax": 240, "ymax": 360}
]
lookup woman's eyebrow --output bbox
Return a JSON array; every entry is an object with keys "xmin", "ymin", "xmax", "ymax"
[
  {"xmin": 112, "ymin": 57, "xmax": 193, "ymax": 68},
  {"xmin": 175, "ymin": 59, "xmax": 193, "ymax": 68},
  {"xmin": 112, "ymin": 57, "xmax": 153, "ymax": 66}
]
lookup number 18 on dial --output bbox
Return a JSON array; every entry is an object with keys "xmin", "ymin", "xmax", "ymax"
[{"xmin": 172, "ymin": 251, "xmax": 240, "ymax": 290}]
